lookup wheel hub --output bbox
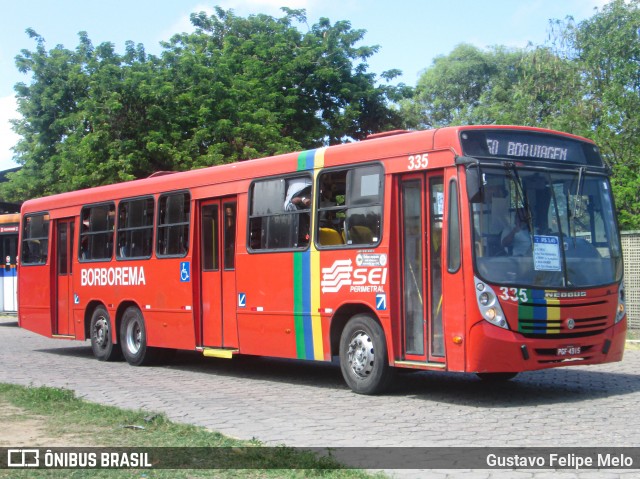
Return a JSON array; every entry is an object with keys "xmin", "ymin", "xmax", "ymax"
[
  {"xmin": 93, "ymin": 318, "xmax": 109, "ymax": 349},
  {"xmin": 347, "ymin": 331, "xmax": 374, "ymax": 378},
  {"xmin": 126, "ymin": 321, "xmax": 142, "ymax": 354}
]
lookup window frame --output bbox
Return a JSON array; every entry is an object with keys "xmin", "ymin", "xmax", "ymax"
[
  {"xmin": 116, "ymin": 195, "xmax": 155, "ymax": 261},
  {"xmin": 20, "ymin": 212, "xmax": 50, "ymax": 266},
  {"xmin": 156, "ymin": 190, "xmax": 191, "ymax": 259},
  {"xmin": 447, "ymin": 178, "xmax": 462, "ymax": 273},
  {"xmin": 223, "ymin": 201, "xmax": 237, "ymax": 270},
  {"xmin": 247, "ymin": 173, "xmax": 313, "ymax": 253},
  {"xmin": 314, "ymin": 162, "xmax": 385, "ymax": 250},
  {"xmin": 78, "ymin": 202, "xmax": 116, "ymax": 263}
]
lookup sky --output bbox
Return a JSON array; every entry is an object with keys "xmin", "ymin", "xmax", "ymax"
[{"xmin": 0, "ymin": 0, "xmax": 611, "ymax": 172}]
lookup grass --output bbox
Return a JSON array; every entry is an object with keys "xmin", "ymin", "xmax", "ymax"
[{"xmin": 0, "ymin": 383, "xmax": 381, "ymax": 479}]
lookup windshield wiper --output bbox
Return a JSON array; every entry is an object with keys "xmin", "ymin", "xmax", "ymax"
[
  {"xmin": 570, "ymin": 166, "xmax": 586, "ymax": 245},
  {"xmin": 504, "ymin": 162, "xmax": 534, "ymax": 236}
]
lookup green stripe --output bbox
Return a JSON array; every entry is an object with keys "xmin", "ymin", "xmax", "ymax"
[
  {"xmin": 293, "ymin": 150, "xmax": 308, "ymax": 358},
  {"xmin": 293, "ymin": 251, "xmax": 306, "ymax": 358}
]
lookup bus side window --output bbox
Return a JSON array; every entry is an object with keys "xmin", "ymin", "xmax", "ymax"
[
  {"xmin": 157, "ymin": 192, "xmax": 190, "ymax": 257},
  {"xmin": 316, "ymin": 165, "xmax": 383, "ymax": 247},
  {"xmin": 79, "ymin": 204, "xmax": 115, "ymax": 261},
  {"xmin": 249, "ymin": 175, "xmax": 311, "ymax": 251},
  {"xmin": 117, "ymin": 197, "xmax": 154, "ymax": 260},
  {"xmin": 21, "ymin": 214, "xmax": 50, "ymax": 265}
]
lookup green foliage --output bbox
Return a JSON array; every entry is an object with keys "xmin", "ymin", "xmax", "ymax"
[
  {"xmin": 0, "ymin": 383, "xmax": 379, "ymax": 478},
  {"xmin": 5, "ymin": 2, "xmax": 640, "ymax": 229},
  {"xmin": 402, "ymin": 0, "xmax": 640, "ymax": 229},
  {"xmin": 3, "ymin": 7, "xmax": 403, "ymax": 201},
  {"xmin": 401, "ymin": 43, "xmax": 583, "ymax": 130},
  {"xmin": 569, "ymin": 0, "xmax": 640, "ymax": 229}
]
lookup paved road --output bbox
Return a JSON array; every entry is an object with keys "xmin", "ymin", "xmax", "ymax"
[{"xmin": 1, "ymin": 316, "xmax": 640, "ymax": 477}]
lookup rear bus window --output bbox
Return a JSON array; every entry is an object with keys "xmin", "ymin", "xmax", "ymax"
[
  {"xmin": 21, "ymin": 214, "xmax": 50, "ymax": 265},
  {"xmin": 80, "ymin": 204, "xmax": 116, "ymax": 261},
  {"xmin": 157, "ymin": 192, "xmax": 190, "ymax": 257},
  {"xmin": 117, "ymin": 197, "xmax": 154, "ymax": 259}
]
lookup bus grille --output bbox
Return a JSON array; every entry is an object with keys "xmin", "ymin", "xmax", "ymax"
[{"xmin": 516, "ymin": 300, "xmax": 609, "ymax": 339}]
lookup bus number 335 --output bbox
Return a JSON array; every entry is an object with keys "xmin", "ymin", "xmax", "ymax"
[
  {"xmin": 407, "ymin": 153, "xmax": 429, "ymax": 170},
  {"xmin": 500, "ymin": 287, "xmax": 529, "ymax": 303}
]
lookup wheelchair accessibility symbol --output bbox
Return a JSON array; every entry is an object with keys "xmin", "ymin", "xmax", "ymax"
[{"xmin": 180, "ymin": 262, "xmax": 191, "ymax": 282}]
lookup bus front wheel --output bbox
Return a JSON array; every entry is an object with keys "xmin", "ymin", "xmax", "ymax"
[
  {"xmin": 90, "ymin": 306, "xmax": 122, "ymax": 361},
  {"xmin": 339, "ymin": 314, "xmax": 394, "ymax": 395},
  {"xmin": 120, "ymin": 306, "xmax": 154, "ymax": 366}
]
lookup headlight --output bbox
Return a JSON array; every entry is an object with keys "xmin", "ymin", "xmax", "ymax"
[
  {"xmin": 615, "ymin": 281, "xmax": 626, "ymax": 324},
  {"xmin": 479, "ymin": 292, "xmax": 490, "ymax": 306},
  {"xmin": 475, "ymin": 277, "xmax": 509, "ymax": 329}
]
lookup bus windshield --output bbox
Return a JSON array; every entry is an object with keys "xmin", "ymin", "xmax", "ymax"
[{"xmin": 471, "ymin": 166, "xmax": 623, "ymax": 289}]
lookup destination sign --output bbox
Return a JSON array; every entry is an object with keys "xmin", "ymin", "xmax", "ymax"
[
  {"xmin": 487, "ymin": 139, "xmax": 567, "ymax": 161},
  {"xmin": 460, "ymin": 130, "xmax": 603, "ymax": 167}
]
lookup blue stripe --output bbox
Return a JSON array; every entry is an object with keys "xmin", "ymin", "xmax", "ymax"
[
  {"xmin": 0, "ymin": 268, "xmax": 17, "ymax": 278},
  {"xmin": 533, "ymin": 306, "xmax": 547, "ymax": 320},
  {"xmin": 307, "ymin": 149, "xmax": 316, "ymax": 170},
  {"xmin": 298, "ymin": 150, "xmax": 316, "ymax": 171},
  {"xmin": 531, "ymin": 289, "xmax": 546, "ymax": 304}
]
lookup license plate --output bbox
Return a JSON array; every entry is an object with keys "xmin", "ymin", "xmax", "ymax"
[{"xmin": 557, "ymin": 346, "xmax": 581, "ymax": 356}]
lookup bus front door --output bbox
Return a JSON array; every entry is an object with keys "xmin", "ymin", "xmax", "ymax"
[
  {"xmin": 199, "ymin": 198, "xmax": 238, "ymax": 348},
  {"xmin": 54, "ymin": 218, "xmax": 75, "ymax": 336},
  {"xmin": 399, "ymin": 173, "xmax": 445, "ymax": 363}
]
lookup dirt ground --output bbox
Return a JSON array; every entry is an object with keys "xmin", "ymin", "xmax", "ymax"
[{"xmin": 0, "ymin": 400, "xmax": 90, "ymax": 447}]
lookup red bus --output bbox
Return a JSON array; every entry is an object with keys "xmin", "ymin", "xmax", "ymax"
[{"xmin": 18, "ymin": 126, "xmax": 626, "ymax": 394}]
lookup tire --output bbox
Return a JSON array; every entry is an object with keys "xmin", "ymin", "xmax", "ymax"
[
  {"xmin": 90, "ymin": 306, "xmax": 122, "ymax": 361},
  {"xmin": 476, "ymin": 372, "xmax": 518, "ymax": 381},
  {"xmin": 120, "ymin": 306, "xmax": 155, "ymax": 366},
  {"xmin": 339, "ymin": 314, "xmax": 394, "ymax": 395}
]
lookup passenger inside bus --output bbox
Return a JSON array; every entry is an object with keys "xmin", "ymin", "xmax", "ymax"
[{"xmin": 501, "ymin": 208, "xmax": 532, "ymax": 256}]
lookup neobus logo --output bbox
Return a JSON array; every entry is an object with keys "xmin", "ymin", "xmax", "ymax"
[
  {"xmin": 544, "ymin": 291, "xmax": 587, "ymax": 299},
  {"xmin": 81, "ymin": 266, "xmax": 147, "ymax": 287},
  {"xmin": 321, "ymin": 259, "xmax": 387, "ymax": 293}
]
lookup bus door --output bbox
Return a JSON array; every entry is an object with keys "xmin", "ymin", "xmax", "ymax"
[
  {"xmin": 199, "ymin": 198, "xmax": 238, "ymax": 348},
  {"xmin": 54, "ymin": 218, "xmax": 75, "ymax": 336},
  {"xmin": 399, "ymin": 172, "xmax": 445, "ymax": 363}
]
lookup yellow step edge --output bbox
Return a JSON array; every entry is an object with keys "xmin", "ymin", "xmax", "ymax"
[
  {"xmin": 394, "ymin": 360, "xmax": 446, "ymax": 370},
  {"xmin": 202, "ymin": 348, "xmax": 239, "ymax": 359}
]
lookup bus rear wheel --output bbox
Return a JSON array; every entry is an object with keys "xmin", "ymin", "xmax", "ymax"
[
  {"xmin": 120, "ymin": 306, "xmax": 155, "ymax": 366},
  {"xmin": 339, "ymin": 314, "xmax": 394, "ymax": 395},
  {"xmin": 90, "ymin": 306, "xmax": 122, "ymax": 361}
]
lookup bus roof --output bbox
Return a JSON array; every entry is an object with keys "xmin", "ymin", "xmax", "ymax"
[{"xmin": 21, "ymin": 125, "xmax": 596, "ymax": 215}]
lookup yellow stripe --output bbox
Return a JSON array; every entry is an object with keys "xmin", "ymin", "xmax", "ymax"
[
  {"xmin": 546, "ymin": 297, "xmax": 561, "ymax": 333},
  {"xmin": 310, "ymin": 148, "xmax": 326, "ymax": 360}
]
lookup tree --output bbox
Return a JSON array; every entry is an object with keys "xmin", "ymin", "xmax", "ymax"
[
  {"xmin": 401, "ymin": 0, "xmax": 640, "ymax": 228},
  {"xmin": 565, "ymin": 0, "xmax": 640, "ymax": 229},
  {"xmin": 400, "ymin": 44, "xmax": 504, "ymax": 128},
  {"xmin": 400, "ymin": 43, "xmax": 583, "ymax": 130},
  {"xmin": 3, "ymin": 7, "xmax": 404, "ymax": 201}
]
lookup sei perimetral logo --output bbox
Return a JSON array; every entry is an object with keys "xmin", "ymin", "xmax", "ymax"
[{"xmin": 7, "ymin": 449, "xmax": 39, "ymax": 467}]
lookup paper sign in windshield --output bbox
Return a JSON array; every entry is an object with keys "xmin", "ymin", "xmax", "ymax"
[{"xmin": 533, "ymin": 235, "xmax": 561, "ymax": 271}]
